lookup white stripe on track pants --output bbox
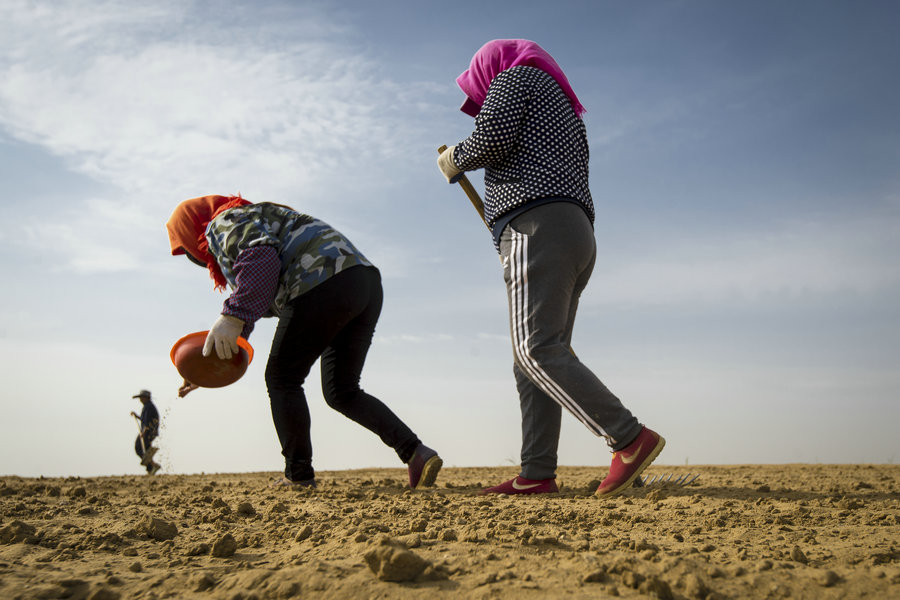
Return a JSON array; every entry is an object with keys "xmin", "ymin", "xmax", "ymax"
[{"xmin": 499, "ymin": 202, "xmax": 643, "ymax": 480}]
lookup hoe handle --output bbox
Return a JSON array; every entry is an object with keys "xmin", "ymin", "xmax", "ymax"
[{"xmin": 438, "ymin": 145, "xmax": 488, "ymax": 229}]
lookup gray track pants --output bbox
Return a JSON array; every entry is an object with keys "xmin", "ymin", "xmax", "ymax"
[{"xmin": 499, "ymin": 202, "xmax": 643, "ymax": 480}]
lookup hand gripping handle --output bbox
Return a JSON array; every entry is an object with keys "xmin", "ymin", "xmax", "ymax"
[{"xmin": 437, "ymin": 145, "xmax": 488, "ymax": 229}]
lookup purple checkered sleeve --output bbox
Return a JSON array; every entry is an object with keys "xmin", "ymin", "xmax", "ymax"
[{"xmin": 222, "ymin": 245, "xmax": 281, "ymax": 339}]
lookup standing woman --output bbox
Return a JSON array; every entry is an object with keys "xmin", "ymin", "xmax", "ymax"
[
  {"xmin": 166, "ymin": 195, "xmax": 442, "ymax": 488},
  {"xmin": 437, "ymin": 40, "xmax": 664, "ymax": 497}
]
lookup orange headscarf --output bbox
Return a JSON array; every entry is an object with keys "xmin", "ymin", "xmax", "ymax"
[{"xmin": 166, "ymin": 194, "xmax": 251, "ymax": 291}]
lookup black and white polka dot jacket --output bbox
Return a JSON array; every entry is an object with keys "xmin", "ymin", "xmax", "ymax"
[{"xmin": 452, "ymin": 65, "xmax": 595, "ymax": 245}]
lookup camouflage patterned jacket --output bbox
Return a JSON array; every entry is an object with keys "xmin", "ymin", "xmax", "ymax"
[{"xmin": 205, "ymin": 203, "xmax": 373, "ymax": 317}]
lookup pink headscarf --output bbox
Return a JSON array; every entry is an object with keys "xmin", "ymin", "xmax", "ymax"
[{"xmin": 456, "ymin": 39, "xmax": 585, "ymax": 119}]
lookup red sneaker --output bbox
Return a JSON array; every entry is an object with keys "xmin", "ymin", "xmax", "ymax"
[
  {"xmin": 479, "ymin": 476, "xmax": 559, "ymax": 495},
  {"xmin": 596, "ymin": 427, "xmax": 665, "ymax": 497}
]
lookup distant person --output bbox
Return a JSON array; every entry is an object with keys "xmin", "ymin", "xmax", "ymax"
[
  {"xmin": 131, "ymin": 390, "xmax": 161, "ymax": 475},
  {"xmin": 166, "ymin": 195, "xmax": 442, "ymax": 489},
  {"xmin": 437, "ymin": 39, "xmax": 664, "ymax": 496}
]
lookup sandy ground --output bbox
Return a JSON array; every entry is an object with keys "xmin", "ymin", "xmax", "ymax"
[{"xmin": 1, "ymin": 464, "xmax": 898, "ymax": 599}]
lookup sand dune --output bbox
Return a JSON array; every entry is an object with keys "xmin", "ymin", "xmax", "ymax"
[{"xmin": 1, "ymin": 464, "xmax": 898, "ymax": 599}]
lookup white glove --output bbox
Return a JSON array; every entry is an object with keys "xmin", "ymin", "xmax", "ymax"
[
  {"xmin": 437, "ymin": 145, "xmax": 463, "ymax": 184},
  {"xmin": 203, "ymin": 314, "xmax": 245, "ymax": 360}
]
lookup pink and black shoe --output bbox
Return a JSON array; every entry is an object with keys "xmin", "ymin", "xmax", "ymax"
[
  {"xmin": 596, "ymin": 426, "xmax": 665, "ymax": 497},
  {"xmin": 480, "ymin": 476, "xmax": 559, "ymax": 495},
  {"xmin": 408, "ymin": 444, "xmax": 443, "ymax": 489}
]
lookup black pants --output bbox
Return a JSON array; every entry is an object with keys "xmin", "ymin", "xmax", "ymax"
[
  {"xmin": 134, "ymin": 434, "xmax": 156, "ymax": 473},
  {"xmin": 265, "ymin": 266, "xmax": 420, "ymax": 481}
]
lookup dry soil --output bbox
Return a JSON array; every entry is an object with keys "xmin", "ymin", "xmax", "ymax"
[{"xmin": 1, "ymin": 464, "xmax": 898, "ymax": 599}]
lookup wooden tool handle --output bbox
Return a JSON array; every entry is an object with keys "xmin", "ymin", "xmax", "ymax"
[{"xmin": 438, "ymin": 145, "xmax": 488, "ymax": 228}]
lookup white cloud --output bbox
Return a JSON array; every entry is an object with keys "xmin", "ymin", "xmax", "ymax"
[
  {"xmin": 29, "ymin": 223, "xmax": 139, "ymax": 274},
  {"xmin": 0, "ymin": 27, "xmax": 388, "ymax": 195},
  {"xmin": 591, "ymin": 211, "xmax": 900, "ymax": 307},
  {"xmin": 0, "ymin": 0, "xmax": 442, "ymax": 273},
  {"xmin": 5, "ymin": 195, "xmax": 162, "ymax": 274},
  {"xmin": 376, "ymin": 333, "xmax": 460, "ymax": 345}
]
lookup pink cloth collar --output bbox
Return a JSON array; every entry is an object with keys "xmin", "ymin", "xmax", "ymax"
[{"xmin": 456, "ymin": 39, "xmax": 585, "ymax": 119}]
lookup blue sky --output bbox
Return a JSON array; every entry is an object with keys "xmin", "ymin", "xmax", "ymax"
[{"xmin": 1, "ymin": 0, "xmax": 898, "ymax": 477}]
